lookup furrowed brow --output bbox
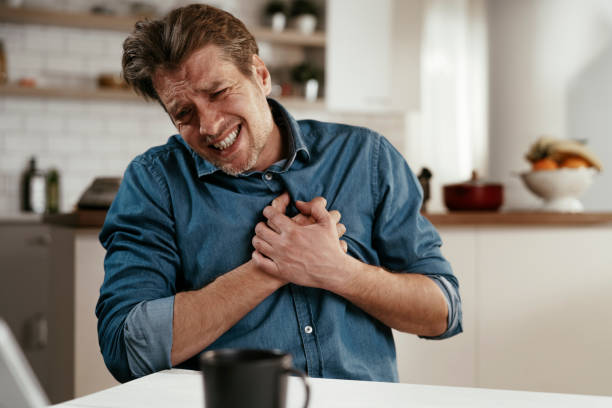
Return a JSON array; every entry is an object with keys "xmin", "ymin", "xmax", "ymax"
[{"xmin": 199, "ymin": 80, "xmax": 225, "ymax": 94}]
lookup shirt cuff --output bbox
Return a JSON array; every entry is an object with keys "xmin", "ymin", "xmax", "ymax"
[
  {"xmin": 419, "ymin": 275, "xmax": 463, "ymax": 340},
  {"xmin": 124, "ymin": 296, "xmax": 174, "ymax": 378}
]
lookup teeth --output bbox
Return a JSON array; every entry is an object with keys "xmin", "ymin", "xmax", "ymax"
[{"xmin": 213, "ymin": 126, "xmax": 240, "ymax": 150}]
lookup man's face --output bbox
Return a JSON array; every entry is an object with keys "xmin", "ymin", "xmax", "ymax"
[{"xmin": 152, "ymin": 45, "xmax": 281, "ymax": 176}]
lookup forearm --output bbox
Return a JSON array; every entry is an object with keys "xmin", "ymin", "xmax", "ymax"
[
  {"xmin": 171, "ymin": 260, "xmax": 285, "ymax": 366},
  {"xmin": 331, "ymin": 257, "xmax": 448, "ymax": 337}
]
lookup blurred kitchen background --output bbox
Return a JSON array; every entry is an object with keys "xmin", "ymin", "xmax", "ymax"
[
  {"xmin": 1, "ymin": 0, "xmax": 612, "ymax": 404},
  {"xmin": 1, "ymin": 0, "xmax": 612, "ymax": 214}
]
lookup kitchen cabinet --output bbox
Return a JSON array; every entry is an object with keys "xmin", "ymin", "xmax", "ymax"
[
  {"xmin": 0, "ymin": 223, "xmax": 53, "ymax": 392},
  {"xmin": 326, "ymin": 0, "xmax": 393, "ymax": 111},
  {"xmin": 394, "ymin": 224, "xmax": 612, "ymax": 397},
  {"xmin": 72, "ymin": 229, "xmax": 118, "ymax": 398},
  {"xmin": 326, "ymin": 0, "xmax": 422, "ymax": 112},
  {"xmin": 0, "ymin": 221, "xmax": 74, "ymax": 403},
  {"xmin": 0, "ymin": 221, "xmax": 116, "ymax": 403}
]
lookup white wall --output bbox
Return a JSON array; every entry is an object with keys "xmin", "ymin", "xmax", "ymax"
[
  {"xmin": 0, "ymin": 21, "xmax": 176, "ymax": 214},
  {"xmin": 488, "ymin": 0, "xmax": 612, "ymax": 210},
  {"xmin": 569, "ymin": 45, "xmax": 612, "ymax": 211}
]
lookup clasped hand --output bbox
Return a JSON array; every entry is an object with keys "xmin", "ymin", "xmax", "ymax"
[{"xmin": 252, "ymin": 192, "xmax": 351, "ymax": 290}]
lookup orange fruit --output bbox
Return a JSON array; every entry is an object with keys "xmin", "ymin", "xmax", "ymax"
[
  {"xmin": 560, "ymin": 156, "xmax": 590, "ymax": 168},
  {"xmin": 532, "ymin": 158, "xmax": 559, "ymax": 171}
]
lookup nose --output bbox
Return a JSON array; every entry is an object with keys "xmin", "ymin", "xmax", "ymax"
[{"xmin": 195, "ymin": 99, "xmax": 224, "ymax": 137}]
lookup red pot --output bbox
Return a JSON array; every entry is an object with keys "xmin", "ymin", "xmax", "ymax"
[{"xmin": 443, "ymin": 171, "xmax": 504, "ymax": 211}]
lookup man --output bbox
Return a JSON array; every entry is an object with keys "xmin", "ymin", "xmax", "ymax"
[{"xmin": 96, "ymin": 4, "xmax": 462, "ymax": 384}]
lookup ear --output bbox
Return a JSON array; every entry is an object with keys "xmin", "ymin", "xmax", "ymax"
[{"xmin": 252, "ymin": 54, "xmax": 272, "ymax": 96}]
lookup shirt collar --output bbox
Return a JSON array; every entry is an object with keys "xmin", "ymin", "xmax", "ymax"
[
  {"xmin": 178, "ymin": 97, "xmax": 310, "ymax": 178},
  {"xmin": 268, "ymin": 98, "xmax": 311, "ymax": 171}
]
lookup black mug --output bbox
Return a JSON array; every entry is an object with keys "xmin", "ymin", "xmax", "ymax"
[{"xmin": 200, "ymin": 349, "xmax": 310, "ymax": 408}]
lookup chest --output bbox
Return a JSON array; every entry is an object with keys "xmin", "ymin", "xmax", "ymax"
[{"xmin": 172, "ymin": 164, "xmax": 376, "ymax": 289}]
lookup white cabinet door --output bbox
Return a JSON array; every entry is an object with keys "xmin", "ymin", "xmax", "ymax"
[
  {"xmin": 326, "ymin": 0, "xmax": 393, "ymax": 111},
  {"xmin": 394, "ymin": 227, "xmax": 477, "ymax": 387},
  {"xmin": 74, "ymin": 230, "xmax": 118, "ymax": 397},
  {"xmin": 476, "ymin": 227, "xmax": 612, "ymax": 396}
]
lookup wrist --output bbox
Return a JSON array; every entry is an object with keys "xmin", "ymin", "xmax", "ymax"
[
  {"xmin": 246, "ymin": 259, "xmax": 287, "ymax": 290},
  {"xmin": 325, "ymin": 254, "xmax": 364, "ymax": 296}
]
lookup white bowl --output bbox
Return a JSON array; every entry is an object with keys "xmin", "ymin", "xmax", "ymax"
[{"xmin": 520, "ymin": 167, "xmax": 597, "ymax": 212}]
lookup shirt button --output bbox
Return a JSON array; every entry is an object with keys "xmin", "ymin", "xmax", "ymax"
[
  {"xmin": 264, "ymin": 172, "xmax": 273, "ymax": 181},
  {"xmin": 304, "ymin": 325, "xmax": 313, "ymax": 334}
]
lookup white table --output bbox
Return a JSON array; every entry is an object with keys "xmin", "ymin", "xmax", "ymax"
[{"xmin": 53, "ymin": 369, "xmax": 612, "ymax": 408}]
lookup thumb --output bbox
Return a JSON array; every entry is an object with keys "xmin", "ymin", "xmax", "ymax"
[{"xmin": 271, "ymin": 191, "xmax": 290, "ymax": 213}]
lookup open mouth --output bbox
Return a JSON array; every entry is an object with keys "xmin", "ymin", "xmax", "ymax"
[{"xmin": 211, "ymin": 125, "xmax": 241, "ymax": 151}]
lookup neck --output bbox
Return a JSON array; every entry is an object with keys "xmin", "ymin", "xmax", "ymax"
[{"xmin": 253, "ymin": 109, "xmax": 286, "ymax": 171}]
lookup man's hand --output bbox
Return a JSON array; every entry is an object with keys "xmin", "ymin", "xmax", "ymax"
[
  {"xmin": 268, "ymin": 192, "xmax": 348, "ymax": 252},
  {"xmin": 252, "ymin": 193, "xmax": 350, "ymax": 291}
]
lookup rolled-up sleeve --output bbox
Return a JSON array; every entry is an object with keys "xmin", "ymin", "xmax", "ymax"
[
  {"xmin": 371, "ymin": 136, "xmax": 462, "ymax": 339},
  {"xmin": 96, "ymin": 158, "xmax": 180, "ymax": 382}
]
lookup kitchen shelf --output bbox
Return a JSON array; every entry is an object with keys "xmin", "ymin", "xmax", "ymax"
[
  {"xmin": 0, "ymin": 5, "xmax": 326, "ymax": 47},
  {"xmin": 0, "ymin": 83, "xmax": 326, "ymax": 109},
  {"xmin": 0, "ymin": 83, "xmax": 143, "ymax": 101}
]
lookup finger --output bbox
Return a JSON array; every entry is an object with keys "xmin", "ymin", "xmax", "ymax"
[
  {"xmin": 252, "ymin": 250, "xmax": 279, "ymax": 275},
  {"xmin": 309, "ymin": 199, "xmax": 331, "ymax": 225},
  {"xmin": 329, "ymin": 210, "xmax": 341, "ymax": 225},
  {"xmin": 252, "ymin": 234, "xmax": 275, "ymax": 258},
  {"xmin": 292, "ymin": 213, "xmax": 315, "ymax": 226},
  {"xmin": 255, "ymin": 222, "xmax": 280, "ymax": 244},
  {"xmin": 271, "ymin": 191, "xmax": 290, "ymax": 213},
  {"xmin": 295, "ymin": 196, "xmax": 327, "ymax": 217},
  {"xmin": 263, "ymin": 205, "xmax": 295, "ymax": 233},
  {"xmin": 340, "ymin": 240, "xmax": 348, "ymax": 253},
  {"xmin": 336, "ymin": 222, "xmax": 346, "ymax": 238}
]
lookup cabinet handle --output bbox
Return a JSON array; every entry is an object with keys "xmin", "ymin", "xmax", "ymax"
[
  {"xmin": 26, "ymin": 314, "xmax": 48, "ymax": 350},
  {"xmin": 25, "ymin": 234, "xmax": 52, "ymax": 246}
]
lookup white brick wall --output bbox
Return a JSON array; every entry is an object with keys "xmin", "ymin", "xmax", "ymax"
[{"xmin": 0, "ymin": 0, "xmax": 405, "ymax": 215}]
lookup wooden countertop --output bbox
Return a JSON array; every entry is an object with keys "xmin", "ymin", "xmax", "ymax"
[
  {"xmin": 44, "ymin": 210, "xmax": 108, "ymax": 228},
  {"xmin": 43, "ymin": 210, "xmax": 612, "ymax": 229}
]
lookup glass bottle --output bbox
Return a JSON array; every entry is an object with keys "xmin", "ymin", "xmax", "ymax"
[
  {"xmin": 46, "ymin": 168, "xmax": 60, "ymax": 214},
  {"xmin": 21, "ymin": 157, "xmax": 46, "ymax": 214}
]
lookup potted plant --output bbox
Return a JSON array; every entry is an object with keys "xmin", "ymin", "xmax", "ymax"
[
  {"xmin": 291, "ymin": 62, "xmax": 322, "ymax": 101},
  {"xmin": 290, "ymin": 0, "xmax": 319, "ymax": 35},
  {"xmin": 264, "ymin": 1, "xmax": 288, "ymax": 32}
]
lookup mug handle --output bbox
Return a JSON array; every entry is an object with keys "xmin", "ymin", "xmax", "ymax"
[{"xmin": 285, "ymin": 368, "xmax": 310, "ymax": 408}]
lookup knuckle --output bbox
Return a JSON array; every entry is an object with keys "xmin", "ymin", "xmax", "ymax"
[
  {"xmin": 313, "ymin": 196, "xmax": 327, "ymax": 207},
  {"xmin": 263, "ymin": 205, "xmax": 277, "ymax": 217},
  {"xmin": 285, "ymin": 228, "xmax": 298, "ymax": 242},
  {"xmin": 270, "ymin": 213, "xmax": 283, "ymax": 225}
]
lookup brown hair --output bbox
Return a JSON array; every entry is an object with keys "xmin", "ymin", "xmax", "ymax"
[{"xmin": 122, "ymin": 4, "xmax": 259, "ymax": 102}]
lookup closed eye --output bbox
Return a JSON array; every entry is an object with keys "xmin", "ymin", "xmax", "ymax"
[
  {"xmin": 210, "ymin": 88, "xmax": 227, "ymax": 100},
  {"xmin": 175, "ymin": 107, "xmax": 192, "ymax": 121}
]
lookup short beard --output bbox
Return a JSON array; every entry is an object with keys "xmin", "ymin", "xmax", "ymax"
[
  {"xmin": 214, "ymin": 136, "xmax": 266, "ymax": 177},
  {"xmin": 216, "ymin": 153, "xmax": 259, "ymax": 176}
]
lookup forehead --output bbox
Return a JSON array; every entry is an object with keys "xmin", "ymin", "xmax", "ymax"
[{"xmin": 153, "ymin": 45, "xmax": 241, "ymax": 104}]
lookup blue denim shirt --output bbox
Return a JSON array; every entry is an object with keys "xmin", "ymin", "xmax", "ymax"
[{"xmin": 96, "ymin": 99, "xmax": 462, "ymax": 383}]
